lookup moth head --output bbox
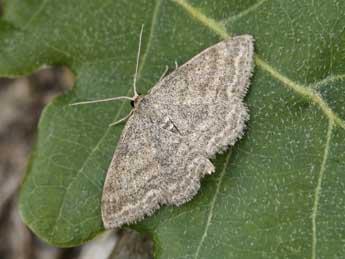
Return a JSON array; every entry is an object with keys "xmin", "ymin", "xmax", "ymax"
[{"xmin": 131, "ymin": 94, "xmax": 144, "ymax": 108}]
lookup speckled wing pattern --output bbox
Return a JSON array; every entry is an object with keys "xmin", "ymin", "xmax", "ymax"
[{"xmin": 102, "ymin": 35, "xmax": 254, "ymax": 229}]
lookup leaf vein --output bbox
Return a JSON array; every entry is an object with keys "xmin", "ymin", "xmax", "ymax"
[
  {"xmin": 193, "ymin": 151, "xmax": 232, "ymax": 259},
  {"xmin": 24, "ymin": 0, "xmax": 49, "ymax": 29},
  {"xmin": 310, "ymin": 73, "xmax": 345, "ymax": 89},
  {"xmin": 311, "ymin": 120, "xmax": 333, "ymax": 259},
  {"xmin": 222, "ymin": 0, "xmax": 269, "ymax": 24},
  {"xmin": 172, "ymin": 0, "xmax": 345, "ymax": 130}
]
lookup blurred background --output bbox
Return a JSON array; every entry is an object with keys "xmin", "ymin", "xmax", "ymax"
[{"xmin": 0, "ymin": 1, "xmax": 153, "ymax": 258}]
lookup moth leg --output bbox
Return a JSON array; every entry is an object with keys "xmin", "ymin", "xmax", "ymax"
[
  {"xmin": 160, "ymin": 62, "xmax": 178, "ymax": 82},
  {"xmin": 109, "ymin": 110, "xmax": 134, "ymax": 127},
  {"xmin": 159, "ymin": 65, "xmax": 169, "ymax": 81}
]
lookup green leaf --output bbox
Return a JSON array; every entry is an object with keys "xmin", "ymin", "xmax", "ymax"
[{"xmin": 1, "ymin": 0, "xmax": 345, "ymax": 257}]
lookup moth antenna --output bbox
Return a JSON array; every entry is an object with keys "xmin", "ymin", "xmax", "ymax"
[
  {"xmin": 70, "ymin": 25, "xmax": 145, "ymax": 107},
  {"xmin": 133, "ymin": 24, "xmax": 144, "ymax": 98},
  {"xmin": 69, "ymin": 96, "xmax": 134, "ymax": 106},
  {"xmin": 109, "ymin": 109, "xmax": 134, "ymax": 127}
]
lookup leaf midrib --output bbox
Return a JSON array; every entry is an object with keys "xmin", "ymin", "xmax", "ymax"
[
  {"xmin": 171, "ymin": 1, "xmax": 342, "ymax": 259},
  {"xmin": 172, "ymin": 0, "xmax": 345, "ymax": 130}
]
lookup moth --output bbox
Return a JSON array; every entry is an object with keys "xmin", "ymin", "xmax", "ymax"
[{"xmin": 72, "ymin": 26, "xmax": 254, "ymax": 229}]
